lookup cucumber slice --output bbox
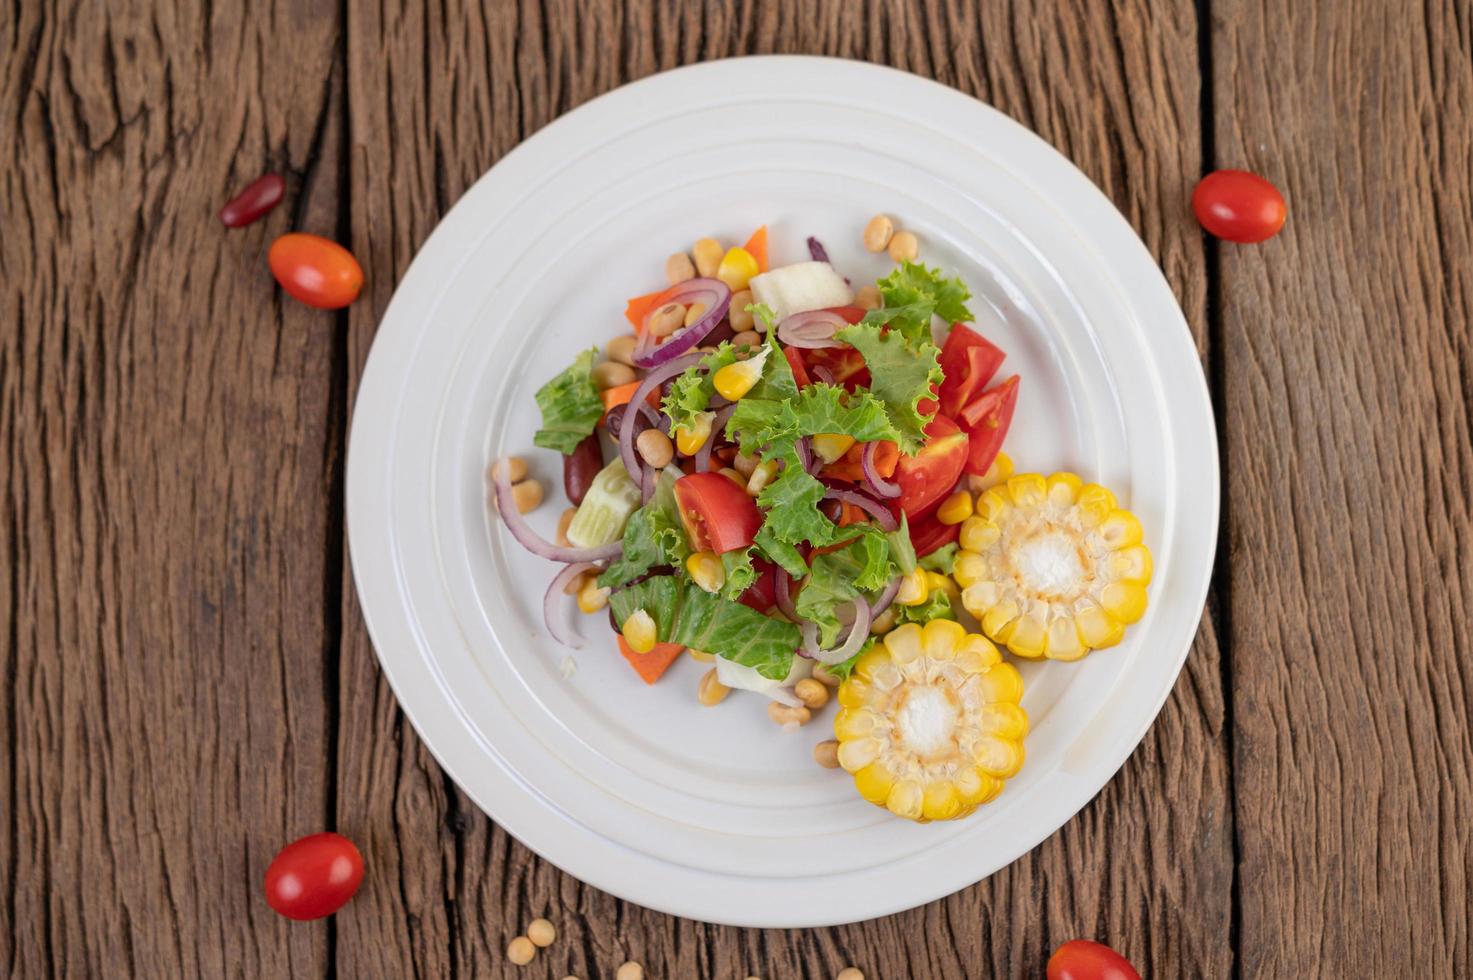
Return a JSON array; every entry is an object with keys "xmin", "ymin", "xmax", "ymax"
[{"xmin": 566, "ymin": 460, "xmax": 642, "ymax": 547}]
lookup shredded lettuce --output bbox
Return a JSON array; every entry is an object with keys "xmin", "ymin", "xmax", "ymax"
[
  {"xmin": 727, "ymin": 382, "xmax": 900, "ymax": 457},
  {"xmin": 754, "ymin": 526, "xmax": 808, "ymax": 578},
  {"xmin": 793, "ymin": 533, "xmax": 893, "ymax": 647},
  {"xmin": 835, "ymin": 322, "xmax": 942, "ymax": 454},
  {"xmin": 886, "ymin": 514, "xmax": 917, "ymax": 576},
  {"xmin": 608, "ymin": 576, "xmax": 799, "ymax": 679},
  {"xmin": 720, "ymin": 546, "xmax": 758, "ymax": 600},
  {"xmin": 662, "ymin": 343, "xmax": 741, "ymax": 435},
  {"xmin": 533, "ymin": 348, "xmax": 605, "ymax": 454},
  {"xmin": 745, "ymin": 302, "xmax": 778, "ymax": 333},
  {"xmin": 861, "ymin": 261, "xmax": 974, "ymax": 347},
  {"xmin": 919, "ymin": 542, "xmax": 958, "ymax": 575},
  {"xmin": 826, "ymin": 638, "xmax": 875, "ymax": 682},
  {"xmin": 895, "ymin": 586, "xmax": 957, "ymax": 626},
  {"xmin": 597, "ymin": 468, "xmax": 688, "ymax": 588}
]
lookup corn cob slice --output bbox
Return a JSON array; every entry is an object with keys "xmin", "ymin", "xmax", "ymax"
[
  {"xmin": 833, "ymin": 620, "xmax": 1028, "ymax": 822},
  {"xmin": 955, "ymin": 472, "xmax": 1152, "ymax": 661}
]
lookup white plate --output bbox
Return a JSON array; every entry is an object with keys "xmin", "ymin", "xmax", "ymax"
[{"xmin": 347, "ymin": 56, "xmax": 1218, "ymax": 927}]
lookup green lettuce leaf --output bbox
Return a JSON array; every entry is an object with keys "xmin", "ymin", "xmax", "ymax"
[
  {"xmin": 895, "ymin": 585, "xmax": 957, "ymax": 626},
  {"xmin": 662, "ymin": 343, "xmax": 741, "ymax": 434},
  {"xmin": 608, "ymin": 576, "xmax": 799, "ymax": 679},
  {"xmin": 597, "ymin": 468, "xmax": 689, "ymax": 587},
  {"xmin": 919, "ymin": 542, "xmax": 958, "ymax": 575},
  {"xmin": 836, "ymin": 322, "xmax": 943, "ymax": 454},
  {"xmin": 744, "ymin": 332, "xmax": 798, "ymax": 403},
  {"xmin": 886, "ymin": 514, "xmax": 917, "ymax": 576},
  {"xmin": 727, "ymin": 382, "xmax": 900, "ymax": 457},
  {"xmin": 533, "ymin": 348, "xmax": 605, "ymax": 454},
  {"xmin": 794, "ymin": 532, "xmax": 893, "ymax": 646},
  {"xmin": 826, "ymin": 638, "xmax": 876, "ymax": 682},
  {"xmin": 745, "ymin": 302, "xmax": 778, "ymax": 333},
  {"xmin": 862, "ymin": 261, "xmax": 974, "ymax": 347},
  {"xmin": 720, "ymin": 546, "xmax": 758, "ymax": 600},
  {"xmin": 754, "ymin": 525, "xmax": 808, "ymax": 578}
]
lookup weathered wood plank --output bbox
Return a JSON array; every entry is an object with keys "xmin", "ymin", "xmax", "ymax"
[
  {"xmin": 0, "ymin": 1, "xmax": 345, "ymax": 976},
  {"xmin": 1214, "ymin": 0, "xmax": 1473, "ymax": 976},
  {"xmin": 338, "ymin": 2, "xmax": 1228, "ymax": 978}
]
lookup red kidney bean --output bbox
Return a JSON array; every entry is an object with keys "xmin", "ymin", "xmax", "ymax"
[
  {"xmin": 563, "ymin": 434, "xmax": 604, "ymax": 505},
  {"xmin": 220, "ymin": 173, "xmax": 285, "ymax": 227}
]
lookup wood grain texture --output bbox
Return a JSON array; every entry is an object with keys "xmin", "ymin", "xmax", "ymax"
[
  {"xmin": 337, "ymin": 3, "xmax": 1229, "ymax": 978},
  {"xmin": 1214, "ymin": 0, "xmax": 1473, "ymax": 976},
  {"xmin": 1, "ymin": 0, "xmax": 345, "ymax": 977}
]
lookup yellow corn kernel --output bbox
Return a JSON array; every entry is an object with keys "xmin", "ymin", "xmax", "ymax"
[
  {"xmin": 1074, "ymin": 599, "xmax": 1126, "ymax": 649},
  {"xmin": 959, "ymin": 516, "xmax": 999, "ymax": 552},
  {"xmin": 810, "ymin": 432, "xmax": 856, "ymax": 463},
  {"xmin": 981, "ymin": 599, "xmax": 1020, "ymax": 639},
  {"xmin": 853, "ymin": 763, "xmax": 895, "ymax": 804},
  {"xmin": 976, "ymin": 488, "xmax": 1011, "ymax": 521},
  {"xmin": 686, "ymin": 551, "xmax": 726, "ymax": 593},
  {"xmin": 716, "ymin": 246, "xmax": 760, "ymax": 291},
  {"xmin": 577, "ymin": 578, "xmax": 611, "ymax": 613},
  {"xmin": 1098, "ymin": 509, "xmax": 1145, "ymax": 550},
  {"xmin": 883, "ymin": 622, "xmax": 924, "ymax": 663},
  {"xmin": 973, "ymin": 735, "xmax": 1026, "ymax": 778},
  {"xmin": 673, "ymin": 411, "xmax": 714, "ymax": 455},
  {"xmin": 936, "ymin": 489, "xmax": 974, "ymax": 525},
  {"xmin": 886, "ymin": 780, "xmax": 924, "ymax": 820},
  {"xmin": 976, "ymin": 661, "xmax": 1024, "ymax": 704},
  {"xmin": 1075, "ymin": 484, "xmax": 1118, "ymax": 527},
  {"xmin": 834, "ymin": 706, "xmax": 879, "ymax": 740},
  {"xmin": 953, "ymin": 634, "xmax": 1002, "ymax": 674},
  {"xmin": 978, "ymin": 703, "xmax": 1029, "ymax": 740},
  {"xmin": 922, "ymin": 618, "xmax": 966, "ymax": 658},
  {"xmin": 687, "ymin": 648, "xmax": 715, "ymax": 663},
  {"xmin": 1043, "ymin": 616, "xmax": 1087, "ymax": 661},
  {"xmin": 712, "ymin": 349, "xmax": 767, "ymax": 401},
  {"xmin": 952, "ymin": 550, "xmax": 987, "ymax": 588},
  {"xmin": 968, "ymin": 451, "xmax": 1014, "ymax": 492},
  {"xmin": 1046, "ymin": 471, "xmax": 1084, "ymax": 507},
  {"xmin": 1100, "ymin": 581, "xmax": 1149, "ymax": 624},
  {"xmin": 837, "ymin": 735, "xmax": 883, "ymax": 772},
  {"xmin": 927, "ymin": 570, "xmax": 959, "ymax": 599},
  {"xmin": 895, "ymin": 568, "xmax": 930, "ymax": 606},
  {"xmin": 1006, "ymin": 474, "xmax": 1048, "ymax": 508},
  {"xmin": 957, "ymin": 766, "xmax": 1003, "ymax": 806},
  {"xmin": 1002, "ymin": 612, "xmax": 1047, "ymax": 658},
  {"xmin": 622, "ymin": 609, "xmax": 657, "ymax": 653},
  {"xmin": 1107, "ymin": 544, "xmax": 1154, "ymax": 584},
  {"xmin": 746, "ymin": 459, "xmax": 779, "ymax": 495},
  {"xmin": 921, "ymin": 780, "xmax": 964, "ymax": 821}
]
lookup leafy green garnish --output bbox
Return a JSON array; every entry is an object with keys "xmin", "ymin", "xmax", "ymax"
[
  {"xmin": 836, "ymin": 322, "xmax": 943, "ymax": 454},
  {"xmin": 895, "ymin": 586, "xmax": 957, "ymax": 626},
  {"xmin": 608, "ymin": 576, "xmax": 799, "ymax": 679},
  {"xmin": 919, "ymin": 542, "xmax": 958, "ymax": 575},
  {"xmin": 662, "ymin": 343, "xmax": 741, "ymax": 434},
  {"xmin": 720, "ymin": 546, "xmax": 758, "ymax": 600},
  {"xmin": 533, "ymin": 348, "xmax": 605, "ymax": 454},
  {"xmin": 597, "ymin": 468, "xmax": 689, "ymax": 588},
  {"xmin": 743, "ymin": 332, "xmax": 798, "ymax": 403},
  {"xmin": 826, "ymin": 638, "xmax": 876, "ymax": 682},
  {"xmin": 886, "ymin": 514, "xmax": 917, "ymax": 576},
  {"xmin": 754, "ymin": 526, "xmax": 808, "ymax": 578},
  {"xmin": 794, "ymin": 533, "xmax": 893, "ymax": 647},
  {"xmin": 861, "ymin": 261, "xmax": 974, "ymax": 347},
  {"xmin": 745, "ymin": 302, "xmax": 778, "ymax": 333}
]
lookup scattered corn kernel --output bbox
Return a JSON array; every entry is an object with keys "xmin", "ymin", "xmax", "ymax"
[
  {"xmin": 674, "ymin": 411, "xmax": 714, "ymax": 455},
  {"xmin": 835, "ymin": 621, "xmax": 1027, "ymax": 822},
  {"xmin": 937, "ymin": 489, "xmax": 974, "ymax": 525},
  {"xmin": 813, "ymin": 739, "xmax": 841, "ymax": 768},
  {"xmin": 692, "ymin": 238, "xmax": 723, "ymax": 277},
  {"xmin": 686, "ymin": 551, "xmax": 726, "ymax": 593},
  {"xmin": 577, "ymin": 577, "xmax": 610, "ymax": 614},
  {"xmin": 622, "ymin": 609, "xmax": 657, "ymax": 654},
  {"xmin": 810, "ymin": 432, "xmax": 856, "ymax": 463},
  {"xmin": 697, "ymin": 668, "xmax": 730, "ymax": 706},
  {"xmin": 746, "ymin": 459, "xmax": 779, "ymax": 496},
  {"xmin": 507, "ymin": 936, "xmax": 535, "ymax": 965},
  {"xmin": 896, "ymin": 567, "xmax": 929, "ymax": 606},
  {"xmin": 716, "ymin": 245, "xmax": 760, "ymax": 291},
  {"xmin": 527, "ymin": 918, "xmax": 556, "ymax": 947},
  {"xmin": 712, "ymin": 347, "xmax": 768, "ymax": 401},
  {"xmin": 863, "ymin": 215, "xmax": 894, "ymax": 252},
  {"xmin": 717, "ymin": 466, "xmax": 745, "ymax": 487},
  {"xmin": 794, "ymin": 677, "xmax": 830, "ymax": 709}
]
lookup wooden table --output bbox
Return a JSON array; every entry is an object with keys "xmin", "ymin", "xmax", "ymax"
[{"xmin": 4, "ymin": 1, "xmax": 1469, "ymax": 976}]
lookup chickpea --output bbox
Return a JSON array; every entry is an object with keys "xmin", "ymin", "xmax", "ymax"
[
  {"xmin": 697, "ymin": 668, "xmax": 730, "ymax": 706},
  {"xmin": 591, "ymin": 361, "xmax": 636, "ymax": 390},
  {"xmin": 887, "ymin": 230, "xmax": 919, "ymax": 262},
  {"xmin": 556, "ymin": 506, "xmax": 577, "ymax": 547},
  {"xmin": 646, "ymin": 302, "xmax": 685, "ymax": 338},
  {"xmin": 731, "ymin": 330, "xmax": 762, "ymax": 348},
  {"xmin": 616, "ymin": 962, "xmax": 644, "ymax": 980},
  {"xmin": 863, "ymin": 214, "xmax": 895, "ymax": 252},
  {"xmin": 636, "ymin": 428, "xmax": 674, "ymax": 468},
  {"xmin": 813, "ymin": 739, "xmax": 841, "ymax": 769},
  {"xmin": 510, "ymin": 479, "xmax": 543, "ymax": 514},
  {"xmin": 490, "ymin": 456, "xmax": 528, "ymax": 484},
  {"xmin": 527, "ymin": 918, "xmax": 556, "ymax": 947},
  {"xmin": 855, "ymin": 284, "xmax": 881, "ymax": 311},
  {"xmin": 811, "ymin": 663, "xmax": 841, "ymax": 687},
  {"xmin": 717, "ymin": 467, "xmax": 746, "ymax": 487},
  {"xmin": 506, "ymin": 936, "xmax": 535, "ymax": 965},
  {"xmin": 692, "ymin": 237, "xmax": 723, "ymax": 277},
  {"xmin": 729, "ymin": 289, "xmax": 755, "ymax": 330},
  {"xmin": 665, "ymin": 251, "xmax": 695, "ymax": 284},
  {"xmin": 606, "ymin": 333, "xmax": 639, "ymax": 366},
  {"xmin": 562, "ymin": 569, "xmax": 588, "ymax": 596},
  {"xmin": 794, "ymin": 677, "xmax": 830, "ymax": 709},
  {"xmin": 732, "ymin": 451, "xmax": 759, "ymax": 478},
  {"xmin": 768, "ymin": 701, "xmax": 812, "ymax": 727},
  {"xmin": 869, "ymin": 606, "xmax": 897, "ymax": 635},
  {"xmin": 683, "ymin": 302, "xmax": 707, "ymax": 327}
]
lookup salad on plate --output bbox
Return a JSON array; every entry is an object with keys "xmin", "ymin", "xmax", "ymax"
[{"xmin": 491, "ymin": 221, "xmax": 1153, "ymax": 823}]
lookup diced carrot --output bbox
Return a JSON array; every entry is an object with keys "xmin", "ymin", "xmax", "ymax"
[
  {"xmin": 601, "ymin": 381, "xmax": 642, "ymax": 413},
  {"xmin": 625, "ymin": 288, "xmax": 670, "ymax": 331},
  {"xmin": 616, "ymin": 635, "xmax": 685, "ymax": 685},
  {"xmin": 742, "ymin": 226, "xmax": 768, "ymax": 273}
]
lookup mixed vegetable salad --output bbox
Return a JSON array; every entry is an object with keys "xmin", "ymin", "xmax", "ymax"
[{"xmin": 492, "ymin": 221, "xmax": 1153, "ymax": 822}]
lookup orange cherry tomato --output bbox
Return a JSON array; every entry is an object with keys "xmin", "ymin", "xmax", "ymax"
[
  {"xmin": 1047, "ymin": 940, "xmax": 1141, "ymax": 980},
  {"xmin": 264, "ymin": 832, "xmax": 364, "ymax": 921},
  {"xmin": 268, "ymin": 233, "xmax": 364, "ymax": 309},
  {"xmin": 1192, "ymin": 169, "xmax": 1287, "ymax": 243}
]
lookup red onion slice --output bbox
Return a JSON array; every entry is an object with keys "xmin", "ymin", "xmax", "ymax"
[
  {"xmin": 869, "ymin": 575, "xmax": 902, "ymax": 619},
  {"xmin": 862, "ymin": 441, "xmax": 901, "ymax": 498},
  {"xmin": 777, "ymin": 309, "xmax": 847, "ymax": 349},
  {"xmin": 800, "ymin": 599, "xmax": 872, "ymax": 664},
  {"xmin": 775, "ymin": 568, "xmax": 803, "ymax": 623},
  {"xmin": 544, "ymin": 562, "xmax": 600, "ymax": 649},
  {"xmin": 806, "ymin": 236, "xmax": 830, "ymax": 263},
  {"xmin": 492, "ymin": 465, "xmax": 623, "ymax": 563},
  {"xmin": 822, "ymin": 487, "xmax": 898, "ymax": 532},
  {"xmin": 695, "ymin": 404, "xmax": 738, "ymax": 473},
  {"xmin": 619, "ymin": 353, "xmax": 703, "ymax": 482},
  {"xmin": 810, "ymin": 365, "xmax": 836, "ymax": 385},
  {"xmin": 633, "ymin": 278, "xmax": 732, "ymax": 368},
  {"xmin": 794, "ymin": 436, "xmax": 816, "ymax": 475}
]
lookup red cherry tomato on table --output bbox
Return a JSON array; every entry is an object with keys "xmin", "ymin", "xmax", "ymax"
[
  {"xmin": 220, "ymin": 173, "xmax": 285, "ymax": 227},
  {"xmin": 673, "ymin": 471, "xmax": 762, "ymax": 554},
  {"xmin": 1047, "ymin": 940, "xmax": 1141, "ymax": 980},
  {"xmin": 893, "ymin": 414, "xmax": 969, "ymax": 518},
  {"xmin": 268, "ymin": 233, "xmax": 365, "ymax": 309},
  {"xmin": 1192, "ymin": 169, "xmax": 1287, "ymax": 243},
  {"xmin": 264, "ymin": 832, "xmax": 364, "ymax": 921}
]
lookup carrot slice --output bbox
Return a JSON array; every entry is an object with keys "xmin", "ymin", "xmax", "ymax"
[
  {"xmin": 625, "ymin": 288, "xmax": 669, "ymax": 331},
  {"xmin": 616, "ymin": 635, "xmax": 685, "ymax": 685},
  {"xmin": 742, "ymin": 226, "xmax": 768, "ymax": 273},
  {"xmin": 601, "ymin": 380, "xmax": 642, "ymax": 413}
]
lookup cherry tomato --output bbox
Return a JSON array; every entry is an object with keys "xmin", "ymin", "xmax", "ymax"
[
  {"xmin": 673, "ymin": 471, "xmax": 762, "ymax": 553},
  {"xmin": 1047, "ymin": 939, "xmax": 1141, "ymax": 980},
  {"xmin": 264, "ymin": 832, "xmax": 364, "ymax": 921},
  {"xmin": 1192, "ymin": 169, "xmax": 1287, "ymax": 243},
  {"xmin": 958, "ymin": 375, "xmax": 1019, "ymax": 476},
  {"xmin": 783, "ymin": 346, "xmax": 812, "ymax": 388},
  {"xmin": 268, "ymin": 233, "xmax": 364, "ymax": 309},
  {"xmin": 220, "ymin": 173, "xmax": 286, "ymax": 227},
  {"xmin": 894, "ymin": 414, "xmax": 969, "ymax": 518},
  {"xmin": 803, "ymin": 346, "xmax": 870, "ymax": 390},
  {"xmin": 908, "ymin": 511, "xmax": 960, "ymax": 557},
  {"xmin": 937, "ymin": 324, "xmax": 1006, "ymax": 418},
  {"xmin": 737, "ymin": 558, "xmax": 778, "ymax": 612}
]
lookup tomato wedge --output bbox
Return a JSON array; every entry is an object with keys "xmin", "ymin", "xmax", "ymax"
[
  {"xmin": 783, "ymin": 346, "xmax": 812, "ymax": 388},
  {"xmin": 937, "ymin": 324, "xmax": 1005, "ymax": 418},
  {"xmin": 673, "ymin": 472, "xmax": 762, "ymax": 553},
  {"xmin": 894, "ymin": 414, "xmax": 969, "ymax": 518},
  {"xmin": 908, "ymin": 512, "xmax": 961, "ymax": 557},
  {"xmin": 803, "ymin": 347, "xmax": 869, "ymax": 390},
  {"xmin": 958, "ymin": 375, "xmax": 1019, "ymax": 476},
  {"xmin": 737, "ymin": 558, "xmax": 778, "ymax": 612}
]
